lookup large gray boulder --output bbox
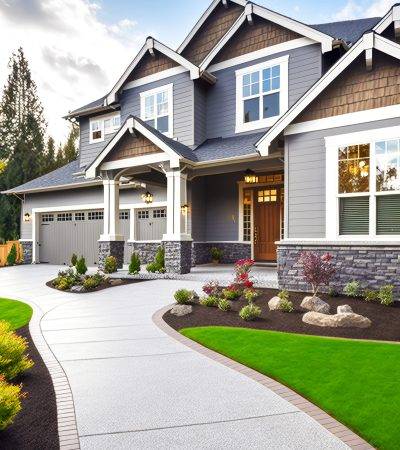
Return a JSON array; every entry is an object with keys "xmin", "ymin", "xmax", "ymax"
[
  {"xmin": 337, "ymin": 304, "xmax": 353, "ymax": 314},
  {"xmin": 302, "ymin": 311, "xmax": 371, "ymax": 328},
  {"xmin": 170, "ymin": 305, "xmax": 193, "ymax": 317},
  {"xmin": 301, "ymin": 296, "xmax": 330, "ymax": 314},
  {"xmin": 268, "ymin": 296, "xmax": 285, "ymax": 311}
]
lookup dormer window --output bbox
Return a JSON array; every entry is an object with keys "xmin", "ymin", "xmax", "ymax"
[
  {"xmin": 89, "ymin": 112, "xmax": 121, "ymax": 143},
  {"xmin": 140, "ymin": 83, "xmax": 173, "ymax": 137},
  {"xmin": 235, "ymin": 55, "xmax": 289, "ymax": 133}
]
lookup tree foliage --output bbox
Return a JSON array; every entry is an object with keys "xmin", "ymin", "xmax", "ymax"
[{"xmin": 299, "ymin": 252, "xmax": 336, "ymax": 296}]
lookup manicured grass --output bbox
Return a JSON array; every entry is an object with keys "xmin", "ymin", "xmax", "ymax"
[
  {"xmin": 0, "ymin": 298, "xmax": 32, "ymax": 330},
  {"xmin": 181, "ymin": 326, "xmax": 400, "ymax": 450}
]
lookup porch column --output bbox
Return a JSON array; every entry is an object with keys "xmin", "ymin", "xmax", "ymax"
[
  {"xmin": 162, "ymin": 171, "xmax": 192, "ymax": 274},
  {"xmin": 98, "ymin": 179, "xmax": 124, "ymax": 270}
]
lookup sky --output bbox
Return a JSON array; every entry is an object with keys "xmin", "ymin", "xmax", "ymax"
[{"xmin": 0, "ymin": 0, "xmax": 397, "ymax": 144}]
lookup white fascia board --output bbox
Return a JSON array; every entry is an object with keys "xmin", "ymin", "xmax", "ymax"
[
  {"xmin": 122, "ymin": 66, "xmax": 188, "ymax": 91},
  {"xmin": 100, "ymin": 153, "xmax": 171, "ymax": 171},
  {"xmin": 375, "ymin": 32, "xmax": 400, "ymax": 58},
  {"xmin": 153, "ymin": 41, "xmax": 200, "ymax": 79},
  {"xmin": 373, "ymin": 5, "xmax": 400, "ymax": 34}
]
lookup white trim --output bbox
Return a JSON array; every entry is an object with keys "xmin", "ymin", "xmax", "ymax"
[
  {"xmin": 122, "ymin": 67, "xmax": 187, "ymax": 91},
  {"xmin": 89, "ymin": 111, "xmax": 121, "ymax": 144},
  {"xmin": 32, "ymin": 204, "xmax": 104, "ymax": 213},
  {"xmin": 256, "ymin": 33, "xmax": 399, "ymax": 155},
  {"xmin": 235, "ymin": 55, "xmax": 289, "ymax": 135},
  {"xmin": 208, "ymin": 37, "xmax": 314, "ymax": 73},
  {"xmin": 139, "ymin": 83, "xmax": 174, "ymax": 138},
  {"xmin": 325, "ymin": 125, "xmax": 400, "ymax": 241},
  {"xmin": 285, "ymin": 104, "xmax": 400, "ymax": 136},
  {"xmin": 100, "ymin": 153, "xmax": 171, "ymax": 171},
  {"xmin": 373, "ymin": 5, "xmax": 400, "ymax": 34},
  {"xmin": 279, "ymin": 238, "xmax": 400, "ymax": 245}
]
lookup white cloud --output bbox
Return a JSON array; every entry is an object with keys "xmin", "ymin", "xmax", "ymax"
[
  {"xmin": 0, "ymin": 0, "xmax": 146, "ymax": 143},
  {"xmin": 333, "ymin": 0, "xmax": 396, "ymax": 20},
  {"xmin": 333, "ymin": 1, "xmax": 362, "ymax": 20},
  {"xmin": 365, "ymin": 0, "xmax": 396, "ymax": 16}
]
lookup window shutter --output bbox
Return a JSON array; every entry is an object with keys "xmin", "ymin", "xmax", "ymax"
[
  {"xmin": 377, "ymin": 195, "xmax": 400, "ymax": 235},
  {"xmin": 339, "ymin": 197, "xmax": 369, "ymax": 235}
]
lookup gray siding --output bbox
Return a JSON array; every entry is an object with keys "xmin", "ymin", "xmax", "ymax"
[
  {"xmin": 206, "ymin": 44, "xmax": 322, "ymax": 139},
  {"xmin": 286, "ymin": 117, "xmax": 400, "ymax": 239},
  {"xmin": 193, "ymin": 83, "xmax": 207, "ymax": 146}
]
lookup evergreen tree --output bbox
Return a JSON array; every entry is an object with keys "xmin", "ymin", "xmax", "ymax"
[
  {"xmin": 62, "ymin": 123, "xmax": 79, "ymax": 163},
  {"xmin": 43, "ymin": 136, "xmax": 56, "ymax": 173},
  {"xmin": 0, "ymin": 47, "xmax": 47, "ymax": 240}
]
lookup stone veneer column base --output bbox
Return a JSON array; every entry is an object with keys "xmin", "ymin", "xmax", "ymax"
[
  {"xmin": 164, "ymin": 241, "xmax": 192, "ymax": 274},
  {"xmin": 98, "ymin": 241, "xmax": 124, "ymax": 270},
  {"xmin": 192, "ymin": 242, "xmax": 252, "ymax": 265},
  {"xmin": 126, "ymin": 242, "xmax": 162, "ymax": 264},
  {"xmin": 277, "ymin": 242, "xmax": 400, "ymax": 294},
  {"xmin": 19, "ymin": 240, "xmax": 33, "ymax": 264}
]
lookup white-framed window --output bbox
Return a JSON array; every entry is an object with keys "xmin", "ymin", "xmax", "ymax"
[
  {"xmin": 41, "ymin": 213, "xmax": 54, "ymax": 223},
  {"xmin": 153, "ymin": 209, "xmax": 166, "ymax": 218},
  {"xmin": 235, "ymin": 55, "xmax": 289, "ymax": 133},
  {"xmin": 57, "ymin": 213, "xmax": 72, "ymax": 222},
  {"xmin": 137, "ymin": 210, "xmax": 149, "ymax": 220},
  {"xmin": 75, "ymin": 212, "xmax": 85, "ymax": 221},
  {"xmin": 89, "ymin": 112, "xmax": 121, "ymax": 143},
  {"xmin": 326, "ymin": 126, "xmax": 400, "ymax": 239},
  {"xmin": 88, "ymin": 211, "xmax": 104, "ymax": 221},
  {"xmin": 140, "ymin": 83, "xmax": 173, "ymax": 137},
  {"xmin": 119, "ymin": 211, "xmax": 129, "ymax": 220}
]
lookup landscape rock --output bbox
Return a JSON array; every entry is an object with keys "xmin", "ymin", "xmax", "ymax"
[
  {"xmin": 337, "ymin": 304, "xmax": 353, "ymax": 314},
  {"xmin": 110, "ymin": 279, "xmax": 123, "ymax": 286},
  {"xmin": 302, "ymin": 311, "xmax": 371, "ymax": 328},
  {"xmin": 170, "ymin": 305, "xmax": 193, "ymax": 317},
  {"xmin": 300, "ymin": 296, "xmax": 330, "ymax": 314},
  {"xmin": 70, "ymin": 285, "xmax": 85, "ymax": 293},
  {"xmin": 268, "ymin": 296, "xmax": 285, "ymax": 311}
]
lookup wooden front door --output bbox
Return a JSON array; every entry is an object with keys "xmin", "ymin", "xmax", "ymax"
[{"xmin": 254, "ymin": 187, "xmax": 281, "ymax": 261}]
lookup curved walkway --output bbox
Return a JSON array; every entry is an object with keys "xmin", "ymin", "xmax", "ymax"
[{"xmin": 0, "ymin": 265, "xmax": 360, "ymax": 449}]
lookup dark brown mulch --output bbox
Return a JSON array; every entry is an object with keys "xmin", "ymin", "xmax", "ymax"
[
  {"xmin": 46, "ymin": 277, "xmax": 145, "ymax": 293},
  {"xmin": 164, "ymin": 288, "xmax": 400, "ymax": 342},
  {"xmin": 1, "ymin": 326, "xmax": 58, "ymax": 450}
]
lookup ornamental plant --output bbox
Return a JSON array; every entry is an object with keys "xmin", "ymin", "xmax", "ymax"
[
  {"xmin": 202, "ymin": 280, "xmax": 220, "ymax": 296},
  {"xmin": 199, "ymin": 295, "xmax": 219, "ymax": 307},
  {"xmin": 70, "ymin": 253, "xmax": 78, "ymax": 266},
  {"xmin": 299, "ymin": 252, "xmax": 335, "ymax": 297},
  {"xmin": 239, "ymin": 303, "xmax": 261, "ymax": 321},
  {"xmin": 129, "ymin": 252, "xmax": 141, "ymax": 275},
  {"xmin": 6, "ymin": 244, "xmax": 17, "ymax": 266},
  {"xmin": 218, "ymin": 298, "xmax": 232, "ymax": 311},
  {"xmin": 210, "ymin": 247, "xmax": 223, "ymax": 263},
  {"xmin": 379, "ymin": 285, "xmax": 394, "ymax": 306},
  {"xmin": 146, "ymin": 247, "xmax": 165, "ymax": 273},
  {"xmin": 104, "ymin": 256, "xmax": 117, "ymax": 274},
  {"xmin": 222, "ymin": 284, "xmax": 241, "ymax": 301},
  {"xmin": 234, "ymin": 259, "xmax": 255, "ymax": 289},
  {"xmin": 174, "ymin": 289, "xmax": 193, "ymax": 305},
  {"xmin": 244, "ymin": 288, "xmax": 259, "ymax": 304},
  {"xmin": 0, "ymin": 376, "xmax": 24, "ymax": 430},
  {"xmin": 75, "ymin": 256, "xmax": 87, "ymax": 275},
  {"xmin": 344, "ymin": 280, "xmax": 361, "ymax": 297}
]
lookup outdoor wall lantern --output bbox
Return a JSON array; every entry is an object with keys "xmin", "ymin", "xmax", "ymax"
[
  {"xmin": 142, "ymin": 191, "xmax": 153, "ymax": 204},
  {"xmin": 181, "ymin": 204, "xmax": 189, "ymax": 215},
  {"xmin": 23, "ymin": 213, "xmax": 31, "ymax": 222},
  {"xmin": 244, "ymin": 169, "xmax": 258, "ymax": 184}
]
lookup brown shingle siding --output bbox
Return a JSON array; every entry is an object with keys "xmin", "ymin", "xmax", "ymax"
[
  {"xmin": 104, "ymin": 131, "xmax": 161, "ymax": 162},
  {"xmin": 127, "ymin": 51, "xmax": 178, "ymax": 81},
  {"xmin": 296, "ymin": 52, "xmax": 400, "ymax": 123}
]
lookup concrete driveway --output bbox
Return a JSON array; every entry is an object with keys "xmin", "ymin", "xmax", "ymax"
[{"xmin": 0, "ymin": 265, "xmax": 349, "ymax": 449}]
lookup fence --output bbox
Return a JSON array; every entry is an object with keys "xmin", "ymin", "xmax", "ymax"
[{"xmin": 0, "ymin": 240, "xmax": 23, "ymax": 267}]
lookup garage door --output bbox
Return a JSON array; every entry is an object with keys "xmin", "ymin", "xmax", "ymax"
[{"xmin": 39, "ymin": 210, "xmax": 131, "ymax": 266}]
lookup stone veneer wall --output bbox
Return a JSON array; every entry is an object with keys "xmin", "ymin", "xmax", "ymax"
[
  {"xmin": 164, "ymin": 241, "xmax": 192, "ymax": 274},
  {"xmin": 98, "ymin": 241, "xmax": 124, "ymax": 270},
  {"xmin": 192, "ymin": 242, "xmax": 251, "ymax": 265},
  {"xmin": 19, "ymin": 240, "xmax": 33, "ymax": 264},
  {"xmin": 277, "ymin": 243, "xmax": 400, "ymax": 294},
  {"xmin": 126, "ymin": 242, "xmax": 162, "ymax": 264}
]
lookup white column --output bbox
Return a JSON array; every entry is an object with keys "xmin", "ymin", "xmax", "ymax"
[
  {"xmin": 100, "ymin": 179, "xmax": 123, "ymax": 241},
  {"xmin": 32, "ymin": 212, "xmax": 40, "ymax": 263}
]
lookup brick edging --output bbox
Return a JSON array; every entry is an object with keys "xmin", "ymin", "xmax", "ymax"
[
  {"xmin": 26, "ymin": 300, "xmax": 80, "ymax": 450},
  {"xmin": 152, "ymin": 305, "xmax": 374, "ymax": 450}
]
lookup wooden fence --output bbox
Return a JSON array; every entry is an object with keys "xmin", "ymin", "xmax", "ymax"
[{"xmin": 0, "ymin": 240, "xmax": 23, "ymax": 267}]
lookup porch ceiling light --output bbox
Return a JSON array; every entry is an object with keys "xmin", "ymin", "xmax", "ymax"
[
  {"xmin": 181, "ymin": 204, "xmax": 189, "ymax": 215},
  {"xmin": 23, "ymin": 213, "xmax": 31, "ymax": 222},
  {"xmin": 244, "ymin": 169, "xmax": 258, "ymax": 184},
  {"xmin": 142, "ymin": 191, "xmax": 153, "ymax": 204}
]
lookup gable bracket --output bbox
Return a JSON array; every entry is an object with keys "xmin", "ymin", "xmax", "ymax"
[
  {"xmin": 245, "ymin": 3, "xmax": 254, "ymax": 25},
  {"xmin": 222, "ymin": 0, "xmax": 228, "ymax": 8},
  {"xmin": 364, "ymin": 32, "xmax": 374, "ymax": 71}
]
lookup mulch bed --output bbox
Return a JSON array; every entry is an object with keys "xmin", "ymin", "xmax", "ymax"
[
  {"xmin": 46, "ymin": 278, "xmax": 145, "ymax": 293},
  {"xmin": 164, "ymin": 288, "xmax": 400, "ymax": 342},
  {"xmin": 1, "ymin": 326, "xmax": 58, "ymax": 450}
]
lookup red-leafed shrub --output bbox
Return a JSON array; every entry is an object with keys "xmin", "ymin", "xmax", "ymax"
[
  {"xmin": 299, "ymin": 252, "xmax": 336, "ymax": 297},
  {"xmin": 234, "ymin": 259, "xmax": 255, "ymax": 289}
]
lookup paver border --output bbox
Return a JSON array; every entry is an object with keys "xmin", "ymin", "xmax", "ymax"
[
  {"xmin": 25, "ymin": 299, "xmax": 81, "ymax": 450},
  {"xmin": 153, "ymin": 304, "xmax": 375, "ymax": 450}
]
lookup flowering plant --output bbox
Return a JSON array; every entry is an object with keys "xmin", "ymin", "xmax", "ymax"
[
  {"xmin": 202, "ymin": 280, "xmax": 220, "ymax": 296},
  {"xmin": 299, "ymin": 252, "xmax": 335, "ymax": 297},
  {"xmin": 234, "ymin": 259, "xmax": 255, "ymax": 289}
]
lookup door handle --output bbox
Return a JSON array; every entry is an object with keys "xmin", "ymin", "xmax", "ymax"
[{"xmin": 254, "ymin": 226, "xmax": 258, "ymax": 244}]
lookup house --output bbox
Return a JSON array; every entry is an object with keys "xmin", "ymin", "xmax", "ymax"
[{"xmin": 4, "ymin": 1, "xmax": 400, "ymax": 292}]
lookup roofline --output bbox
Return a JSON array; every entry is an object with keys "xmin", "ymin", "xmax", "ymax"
[
  {"xmin": 1, "ymin": 180, "xmax": 102, "ymax": 195},
  {"xmin": 373, "ymin": 4, "xmax": 400, "ymax": 34},
  {"xmin": 64, "ymin": 103, "xmax": 120, "ymax": 120},
  {"xmin": 256, "ymin": 32, "xmax": 400, "ymax": 154}
]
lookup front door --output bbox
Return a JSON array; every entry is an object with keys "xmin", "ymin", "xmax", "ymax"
[{"xmin": 253, "ymin": 187, "xmax": 281, "ymax": 261}]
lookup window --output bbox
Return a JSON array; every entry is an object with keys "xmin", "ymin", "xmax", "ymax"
[
  {"xmin": 153, "ymin": 209, "xmax": 166, "ymax": 218},
  {"xmin": 75, "ymin": 212, "xmax": 85, "ymax": 221},
  {"xmin": 236, "ymin": 56, "xmax": 288, "ymax": 133},
  {"xmin": 57, "ymin": 213, "xmax": 72, "ymax": 221},
  {"xmin": 140, "ymin": 84, "xmax": 173, "ymax": 136},
  {"xmin": 257, "ymin": 189, "xmax": 277, "ymax": 203},
  {"xmin": 243, "ymin": 190, "xmax": 252, "ymax": 242},
  {"xmin": 42, "ymin": 214, "xmax": 54, "ymax": 223},
  {"xmin": 88, "ymin": 211, "xmax": 103, "ymax": 221},
  {"xmin": 119, "ymin": 211, "xmax": 129, "ymax": 220},
  {"xmin": 89, "ymin": 112, "xmax": 121, "ymax": 143},
  {"xmin": 138, "ymin": 210, "xmax": 149, "ymax": 220}
]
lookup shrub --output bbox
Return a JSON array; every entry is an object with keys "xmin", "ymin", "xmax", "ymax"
[
  {"xmin": 328, "ymin": 287, "xmax": 339, "ymax": 297},
  {"xmin": 202, "ymin": 280, "xmax": 220, "ymax": 296},
  {"xmin": 174, "ymin": 289, "xmax": 193, "ymax": 305},
  {"xmin": 344, "ymin": 280, "xmax": 361, "ymax": 297},
  {"xmin": 218, "ymin": 298, "xmax": 232, "ymax": 311},
  {"xmin": 210, "ymin": 247, "xmax": 223, "ymax": 262},
  {"xmin": 128, "ymin": 252, "xmax": 141, "ymax": 275},
  {"xmin": 277, "ymin": 289, "xmax": 289, "ymax": 301},
  {"xmin": 364, "ymin": 289, "xmax": 379, "ymax": 302},
  {"xmin": 199, "ymin": 296, "xmax": 219, "ymax": 307},
  {"xmin": 146, "ymin": 262, "xmax": 160, "ymax": 273},
  {"xmin": 6, "ymin": 244, "xmax": 17, "ymax": 266},
  {"xmin": 146, "ymin": 247, "xmax": 165, "ymax": 273},
  {"xmin": 83, "ymin": 276, "xmax": 101, "ymax": 291},
  {"xmin": 379, "ymin": 285, "xmax": 394, "ymax": 306},
  {"xmin": 0, "ymin": 321, "xmax": 34, "ymax": 380},
  {"xmin": 55, "ymin": 277, "xmax": 73, "ymax": 291},
  {"xmin": 0, "ymin": 376, "xmax": 24, "ymax": 430},
  {"xmin": 234, "ymin": 259, "xmax": 255, "ymax": 289},
  {"xmin": 280, "ymin": 299, "xmax": 294, "ymax": 313},
  {"xmin": 104, "ymin": 256, "xmax": 117, "ymax": 274},
  {"xmin": 222, "ymin": 286, "xmax": 241, "ymax": 301},
  {"xmin": 75, "ymin": 256, "xmax": 87, "ymax": 275},
  {"xmin": 70, "ymin": 253, "xmax": 78, "ymax": 266},
  {"xmin": 299, "ymin": 252, "xmax": 336, "ymax": 297},
  {"xmin": 239, "ymin": 303, "xmax": 261, "ymax": 321},
  {"xmin": 244, "ymin": 288, "xmax": 259, "ymax": 303}
]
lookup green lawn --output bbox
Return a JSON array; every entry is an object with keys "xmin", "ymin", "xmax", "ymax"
[
  {"xmin": 181, "ymin": 326, "xmax": 400, "ymax": 450},
  {"xmin": 0, "ymin": 298, "xmax": 32, "ymax": 330}
]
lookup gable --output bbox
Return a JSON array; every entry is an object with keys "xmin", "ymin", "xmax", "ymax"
[
  {"xmin": 126, "ymin": 50, "xmax": 179, "ymax": 82},
  {"xmin": 181, "ymin": 1, "xmax": 243, "ymax": 65},
  {"xmin": 104, "ymin": 130, "xmax": 162, "ymax": 163},
  {"xmin": 295, "ymin": 51, "xmax": 400, "ymax": 123},
  {"xmin": 211, "ymin": 16, "xmax": 301, "ymax": 64}
]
